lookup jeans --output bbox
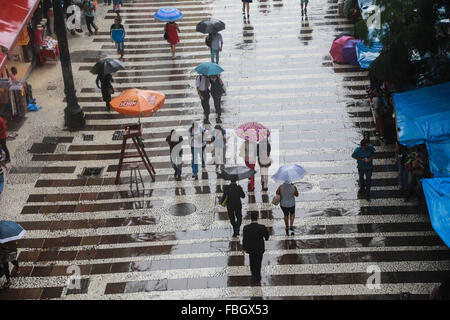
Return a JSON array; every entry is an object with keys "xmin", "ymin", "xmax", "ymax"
[
  {"xmin": 85, "ymin": 15, "xmax": 98, "ymax": 33},
  {"xmin": 191, "ymin": 146, "xmax": 206, "ymax": 176},
  {"xmin": 227, "ymin": 206, "xmax": 242, "ymax": 235},
  {"xmin": 358, "ymin": 168, "xmax": 372, "ymax": 197},
  {"xmin": 211, "ymin": 49, "xmax": 220, "ymax": 64},
  {"xmin": 0, "ymin": 138, "xmax": 10, "ymax": 161},
  {"xmin": 212, "ymin": 94, "xmax": 222, "ymax": 116},
  {"xmin": 199, "ymin": 90, "xmax": 210, "ymax": 116},
  {"xmin": 0, "ymin": 173, "xmax": 4, "ymax": 194},
  {"xmin": 171, "ymin": 156, "xmax": 182, "ymax": 177}
]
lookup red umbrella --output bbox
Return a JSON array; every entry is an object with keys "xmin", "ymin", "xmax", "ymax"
[{"xmin": 329, "ymin": 35, "xmax": 355, "ymax": 63}]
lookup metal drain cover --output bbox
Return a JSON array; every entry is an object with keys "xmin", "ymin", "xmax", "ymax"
[
  {"xmin": 82, "ymin": 167, "xmax": 103, "ymax": 177},
  {"xmin": 169, "ymin": 203, "xmax": 196, "ymax": 216},
  {"xmin": 112, "ymin": 130, "xmax": 124, "ymax": 141},
  {"xmin": 83, "ymin": 134, "xmax": 94, "ymax": 141}
]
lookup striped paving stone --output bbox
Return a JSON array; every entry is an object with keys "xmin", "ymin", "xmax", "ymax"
[{"xmin": 1, "ymin": 0, "xmax": 448, "ymax": 300}]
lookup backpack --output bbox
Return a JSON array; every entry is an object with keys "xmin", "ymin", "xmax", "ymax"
[{"xmin": 205, "ymin": 34, "xmax": 212, "ymax": 48}]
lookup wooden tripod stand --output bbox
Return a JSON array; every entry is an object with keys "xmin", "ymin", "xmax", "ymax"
[{"xmin": 115, "ymin": 124, "xmax": 155, "ymax": 185}]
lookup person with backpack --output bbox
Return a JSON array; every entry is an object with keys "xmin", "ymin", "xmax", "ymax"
[
  {"xmin": 196, "ymin": 74, "xmax": 211, "ymax": 124},
  {"xmin": 189, "ymin": 122, "xmax": 207, "ymax": 179},
  {"xmin": 110, "ymin": 16, "xmax": 125, "ymax": 61},
  {"xmin": 83, "ymin": 0, "xmax": 99, "ymax": 36},
  {"xmin": 210, "ymin": 32, "xmax": 223, "ymax": 64},
  {"xmin": 208, "ymin": 74, "xmax": 225, "ymax": 123},
  {"xmin": 352, "ymin": 139, "xmax": 376, "ymax": 201},
  {"xmin": 164, "ymin": 21, "xmax": 180, "ymax": 59}
]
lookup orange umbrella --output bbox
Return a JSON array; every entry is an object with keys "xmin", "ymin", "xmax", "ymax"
[{"xmin": 110, "ymin": 89, "xmax": 165, "ymax": 118}]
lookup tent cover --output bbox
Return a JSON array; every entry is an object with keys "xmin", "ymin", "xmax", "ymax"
[{"xmin": 422, "ymin": 178, "xmax": 450, "ymax": 248}]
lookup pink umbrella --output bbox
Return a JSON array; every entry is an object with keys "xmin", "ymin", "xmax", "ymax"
[
  {"xmin": 329, "ymin": 35, "xmax": 355, "ymax": 63},
  {"xmin": 236, "ymin": 122, "xmax": 270, "ymax": 142}
]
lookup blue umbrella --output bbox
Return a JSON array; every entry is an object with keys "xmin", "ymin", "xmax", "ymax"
[
  {"xmin": 195, "ymin": 62, "xmax": 224, "ymax": 76},
  {"xmin": 272, "ymin": 164, "xmax": 307, "ymax": 182},
  {"xmin": 154, "ymin": 7, "xmax": 183, "ymax": 22},
  {"xmin": 0, "ymin": 221, "xmax": 26, "ymax": 244}
]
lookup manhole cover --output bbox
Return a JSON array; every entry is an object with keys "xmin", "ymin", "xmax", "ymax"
[
  {"xmin": 169, "ymin": 203, "xmax": 196, "ymax": 216},
  {"xmin": 83, "ymin": 134, "xmax": 94, "ymax": 141},
  {"xmin": 112, "ymin": 130, "xmax": 124, "ymax": 141},
  {"xmin": 82, "ymin": 167, "xmax": 103, "ymax": 177}
]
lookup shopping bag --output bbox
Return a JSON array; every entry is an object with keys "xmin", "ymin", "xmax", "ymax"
[
  {"xmin": 271, "ymin": 194, "xmax": 280, "ymax": 206},
  {"xmin": 221, "ymin": 196, "xmax": 228, "ymax": 207}
]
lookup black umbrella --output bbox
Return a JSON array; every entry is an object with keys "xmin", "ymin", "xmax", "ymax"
[
  {"xmin": 196, "ymin": 18, "xmax": 226, "ymax": 34},
  {"xmin": 90, "ymin": 58, "xmax": 126, "ymax": 75},
  {"xmin": 222, "ymin": 166, "xmax": 256, "ymax": 181}
]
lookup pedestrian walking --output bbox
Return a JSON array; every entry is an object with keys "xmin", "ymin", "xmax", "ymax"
[
  {"xmin": 0, "ymin": 148, "xmax": 8, "ymax": 194},
  {"xmin": 83, "ymin": 0, "xmax": 99, "ymax": 36},
  {"xmin": 276, "ymin": 181, "xmax": 299, "ymax": 235},
  {"xmin": 395, "ymin": 140, "xmax": 409, "ymax": 194},
  {"xmin": 103, "ymin": 0, "xmax": 111, "ymax": 5},
  {"xmin": 113, "ymin": 0, "xmax": 123, "ymax": 17},
  {"xmin": 210, "ymin": 32, "xmax": 223, "ymax": 64},
  {"xmin": 196, "ymin": 74, "xmax": 211, "ymax": 123},
  {"xmin": 404, "ymin": 147, "xmax": 426, "ymax": 201},
  {"xmin": 165, "ymin": 21, "xmax": 180, "ymax": 59},
  {"xmin": 110, "ymin": 16, "xmax": 125, "ymax": 61},
  {"xmin": 243, "ymin": 140, "xmax": 257, "ymax": 191},
  {"xmin": 242, "ymin": 0, "xmax": 252, "ymax": 17},
  {"xmin": 209, "ymin": 74, "xmax": 225, "ymax": 122},
  {"xmin": 211, "ymin": 125, "xmax": 226, "ymax": 173},
  {"xmin": 258, "ymin": 154, "xmax": 272, "ymax": 192},
  {"xmin": 242, "ymin": 212, "xmax": 269, "ymax": 284},
  {"xmin": 301, "ymin": 0, "xmax": 309, "ymax": 15},
  {"xmin": 96, "ymin": 73, "xmax": 114, "ymax": 111},
  {"xmin": 221, "ymin": 178, "xmax": 245, "ymax": 237},
  {"xmin": 0, "ymin": 241, "xmax": 20, "ymax": 289},
  {"xmin": 352, "ymin": 139, "xmax": 375, "ymax": 201},
  {"xmin": 166, "ymin": 129, "xmax": 183, "ymax": 180},
  {"xmin": 0, "ymin": 116, "xmax": 10, "ymax": 163},
  {"xmin": 189, "ymin": 123, "xmax": 207, "ymax": 179}
]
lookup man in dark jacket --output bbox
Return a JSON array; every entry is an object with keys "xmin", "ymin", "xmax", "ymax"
[
  {"xmin": 220, "ymin": 178, "xmax": 245, "ymax": 237},
  {"xmin": 242, "ymin": 211, "xmax": 269, "ymax": 284},
  {"xmin": 96, "ymin": 73, "xmax": 114, "ymax": 111}
]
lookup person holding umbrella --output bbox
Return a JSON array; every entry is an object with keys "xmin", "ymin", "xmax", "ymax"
[
  {"xmin": 272, "ymin": 164, "xmax": 306, "ymax": 235},
  {"xmin": 96, "ymin": 73, "xmax": 114, "ymax": 111},
  {"xmin": 0, "ymin": 221, "xmax": 25, "ymax": 289},
  {"xmin": 210, "ymin": 32, "xmax": 223, "ymax": 64},
  {"xmin": 155, "ymin": 8, "xmax": 183, "ymax": 59},
  {"xmin": 165, "ymin": 21, "xmax": 180, "ymax": 59},
  {"xmin": 221, "ymin": 177, "xmax": 246, "ymax": 238},
  {"xmin": 196, "ymin": 74, "xmax": 211, "ymax": 124}
]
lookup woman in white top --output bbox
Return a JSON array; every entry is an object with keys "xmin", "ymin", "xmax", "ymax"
[{"xmin": 276, "ymin": 182, "xmax": 299, "ymax": 235}]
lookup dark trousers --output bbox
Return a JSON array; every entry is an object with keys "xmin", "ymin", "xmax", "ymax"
[
  {"xmin": 85, "ymin": 16, "xmax": 98, "ymax": 33},
  {"xmin": 1, "ymin": 260, "xmax": 19, "ymax": 279},
  {"xmin": 212, "ymin": 94, "xmax": 222, "ymax": 116},
  {"xmin": 249, "ymin": 252, "xmax": 263, "ymax": 281},
  {"xmin": 227, "ymin": 206, "xmax": 242, "ymax": 235},
  {"xmin": 0, "ymin": 138, "xmax": 10, "ymax": 161},
  {"xmin": 358, "ymin": 168, "xmax": 372, "ymax": 197},
  {"xmin": 171, "ymin": 157, "xmax": 182, "ymax": 177},
  {"xmin": 199, "ymin": 90, "xmax": 210, "ymax": 116}
]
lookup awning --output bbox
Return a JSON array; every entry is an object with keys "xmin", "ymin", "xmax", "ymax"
[
  {"xmin": 0, "ymin": 0, "xmax": 39, "ymax": 72},
  {"xmin": 422, "ymin": 178, "xmax": 450, "ymax": 248},
  {"xmin": 393, "ymin": 82, "xmax": 450, "ymax": 177}
]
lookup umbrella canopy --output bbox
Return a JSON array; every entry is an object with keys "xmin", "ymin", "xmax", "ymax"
[
  {"xmin": 0, "ymin": 221, "xmax": 26, "ymax": 244},
  {"xmin": 196, "ymin": 18, "xmax": 226, "ymax": 34},
  {"xmin": 154, "ymin": 7, "xmax": 183, "ymax": 22},
  {"xmin": 110, "ymin": 89, "xmax": 166, "ymax": 117},
  {"xmin": 343, "ymin": 39, "xmax": 362, "ymax": 66},
  {"xmin": 222, "ymin": 166, "xmax": 256, "ymax": 181},
  {"xmin": 329, "ymin": 35, "xmax": 355, "ymax": 63},
  {"xmin": 90, "ymin": 58, "xmax": 126, "ymax": 75},
  {"xmin": 195, "ymin": 62, "xmax": 224, "ymax": 76},
  {"xmin": 272, "ymin": 164, "xmax": 307, "ymax": 182},
  {"xmin": 236, "ymin": 122, "xmax": 270, "ymax": 142}
]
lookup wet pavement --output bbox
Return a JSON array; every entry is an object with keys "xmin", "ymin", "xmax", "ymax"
[{"xmin": 0, "ymin": 0, "xmax": 449, "ymax": 300}]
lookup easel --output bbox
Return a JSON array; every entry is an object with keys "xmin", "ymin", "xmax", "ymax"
[{"xmin": 115, "ymin": 124, "xmax": 156, "ymax": 185}]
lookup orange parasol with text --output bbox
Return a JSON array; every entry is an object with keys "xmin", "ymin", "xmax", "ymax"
[{"xmin": 110, "ymin": 88, "xmax": 166, "ymax": 119}]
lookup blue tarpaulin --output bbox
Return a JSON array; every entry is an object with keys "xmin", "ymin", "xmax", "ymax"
[
  {"xmin": 356, "ymin": 40, "xmax": 383, "ymax": 69},
  {"xmin": 422, "ymin": 178, "xmax": 450, "ymax": 248},
  {"xmin": 393, "ymin": 82, "xmax": 450, "ymax": 177}
]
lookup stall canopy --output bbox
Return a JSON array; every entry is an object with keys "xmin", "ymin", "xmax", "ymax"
[
  {"xmin": 422, "ymin": 178, "xmax": 450, "ymax": 248},
  {"xmin": 393, "ymin": 82, "xmax": 450, "ymax": 177},
  {"xmin": 0, "ymin": 0, "xmax": 39, "ymax": 71}
]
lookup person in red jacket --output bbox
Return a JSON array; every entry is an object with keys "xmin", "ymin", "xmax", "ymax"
[{"xmin": 0, "ymin": 116, "xmax": 10, "ymax": 163}]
